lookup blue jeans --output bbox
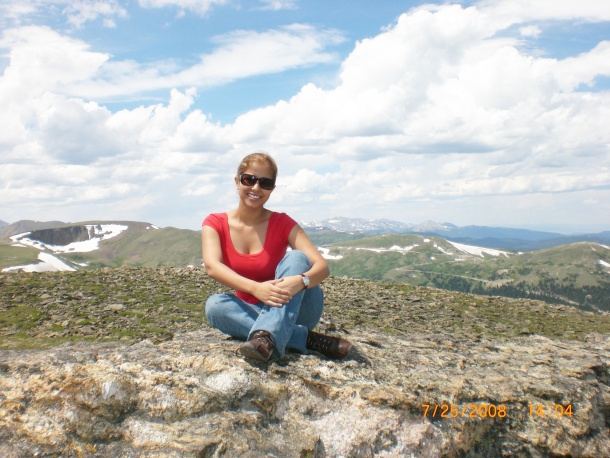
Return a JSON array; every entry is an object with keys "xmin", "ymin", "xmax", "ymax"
[{"xmin": 205, "ymin": 250, "xmax": 324, "ymax": 358}]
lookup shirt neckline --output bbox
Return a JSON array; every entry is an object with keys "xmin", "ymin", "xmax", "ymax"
[{"xmin": 224, "ymin": 211, "xmax": 275, "ymax": 256}]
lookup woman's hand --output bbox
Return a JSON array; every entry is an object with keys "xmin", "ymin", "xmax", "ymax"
[
  {"xmin": 275, "ymin": 275, "xmax": 306, "ymax": 298},
  {"xmin": 252, "ymin": 280, "xmax": 293, "ymax": 307}
]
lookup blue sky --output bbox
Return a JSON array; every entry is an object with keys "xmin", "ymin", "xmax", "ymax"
[{"xmin": 1, "ymin": 0, "xmax": 609, "ymax": 233}]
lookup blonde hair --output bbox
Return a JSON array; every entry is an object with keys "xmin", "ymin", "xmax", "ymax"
[{"xmin": 237, "ymin": 152, "xmax": 278, "ymax": 180}]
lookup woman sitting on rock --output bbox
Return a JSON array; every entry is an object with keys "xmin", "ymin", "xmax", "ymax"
[{"xmin": 202, "ymin": 152, "xmax": 352, "ymax": 362}]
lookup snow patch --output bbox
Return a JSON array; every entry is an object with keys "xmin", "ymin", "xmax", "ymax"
[
  {"xmin": 10, "ymin": 224, "xmax": 128, "ymax": 253},
  {"xmin": 2, "ymin": 253, "xmax": 76, "ymax": 272},
  {"xmin": 599, "ymin": 260, "xmax": 610, "ymax": 269},
  {"xmin": 318, "ymin": 247, "xmax": 343, "ymax": 260},
  {"xmin": 389, "ymin": 245, "xmax": 416, "ymax": 253},
  {"xmin": 447, "ymin": 241, "xmax": 511, "ymax": 258},
  {"xmin": 434, "ymin": 243, "xmax": 453, "ymax": 255},
  {"xmin": 355, "ymin": 244, "xmax": 417, "ymax": 254},
  {"xmin": 356, "ymin": 248, "xmax": 385, "ymax": 253},
  {"xmin": 5, "ymin": 224, "xmax": 129, "ymax": 273}
]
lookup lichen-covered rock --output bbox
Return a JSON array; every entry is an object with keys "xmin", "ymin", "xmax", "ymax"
[{"xmin": 1, "ymin": 327, "xmax": 608, "ymax": 457}]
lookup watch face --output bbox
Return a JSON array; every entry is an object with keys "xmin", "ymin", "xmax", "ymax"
[{"xmin": 302, "ymin": 275, "xmax": 310, "ymax": 286}]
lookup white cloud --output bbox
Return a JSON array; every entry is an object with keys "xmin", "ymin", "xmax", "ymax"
[
  {"xmin": 519, "ymin": 25, "xmax": 541, "ymax": 38},
  {"xmin": 0, "ymin": 26, "xmax": 108, "ymax": 92},
  {"xmin": 0, "ymin": 2, "xmax": 38, "ymax": 26},
  {"xmin": 221, "ymin": 4, "xmax": 610, "ymax": 225},
  {"xmin": 0, "ymin": 0, "xmax": 224, "ymax": 25},
  {"xmin": 137, "ymin": 0, "xmax": 227, "ymax": 16},
  {"xmin": 0, "ymin": 26, "xmax": 110, "ymax": 160},
  {"xmin": 0, "ymin": 2, "xmax": 609, "ymax": 231},
  {"xmin": 0, "ymin": 0, "xmax": 128, "ymax": 28},
  {"xmin": 476, "ymin": 0, "xmax": 610, "ymax": 23},
  {"xmin": 258, "ymin": 0, "xmax": 298, "ymax": 11},
  {"xmin": 555, "ymin": 41, "xmax": 610, "ymax": 90},
  {"xmin": 63, "ymin": 0, "xmax": 128, "ymax": 28},
  {"xmin": 192, "ymin": 24, "xmax": 343, "ymax": 81},
  {"xmin": 58, "ymin": 23, "xmax": 345, "ymax": 100}
]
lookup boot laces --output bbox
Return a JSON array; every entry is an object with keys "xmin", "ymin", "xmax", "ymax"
[
  {"xmin": 252, "ymin": 331, "xmax": 274, "ymax": 348},
  {"xmin": 310, "ymin": 333, "xmax": 335, "ymax": 352}
]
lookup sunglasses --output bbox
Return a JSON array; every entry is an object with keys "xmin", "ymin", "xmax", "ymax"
[{"xmin": 239, "ymin": 173, "xmax": 276, "ymax": 191}]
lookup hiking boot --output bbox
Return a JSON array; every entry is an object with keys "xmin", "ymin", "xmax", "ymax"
[
  {"xmin": 239, "ymin": 331, "xmax": 275, "ymax": 362},
  {"xmin": 306, "ymin": 331, "xmax": 352, "ymax": 359}
]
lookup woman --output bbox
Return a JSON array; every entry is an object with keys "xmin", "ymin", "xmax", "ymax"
[{"xmin": 202, "ymin": 152, "xmax": 352, "ymax": 362}]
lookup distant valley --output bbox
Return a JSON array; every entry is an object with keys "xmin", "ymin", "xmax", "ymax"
[
  {"xmin": 1, "ymin": 218, "xmax": 609, "ymax": 314},
  {"xmin": 317, "ymin": 233, "xmax": 610, "ymax": 314},
  {"xmin": 302, "ymin": 216, "xmax": 610, "ymax": 251},
  {"xmin": 0, "ymin": 220, "xmax": 201, "ymax": 272}
]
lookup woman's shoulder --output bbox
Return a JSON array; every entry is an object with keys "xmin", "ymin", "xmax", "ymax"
[
  {"xmin": 271, "ymin": 211, "xmax": 292, "ymax": 219},
  {"xmin": 271, "ymin": 211, "xmax": 298, "ymax": 228},
  {"xmin": 202, "ymin": 212, "xmax": 228, "ymax": 228}
]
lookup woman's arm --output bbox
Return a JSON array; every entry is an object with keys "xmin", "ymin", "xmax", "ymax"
[
  {"xmin": 276, "ymin": 224, "xmax": 330, "ymax": 295},
  {"xmin": 202, "ymin": 226, "xmax": 291, "ymax": 307}
]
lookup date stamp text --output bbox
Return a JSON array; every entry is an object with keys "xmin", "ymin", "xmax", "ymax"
[{"xmin": 422, "ymin": 403, "xmax": 573, "ymax": 419}]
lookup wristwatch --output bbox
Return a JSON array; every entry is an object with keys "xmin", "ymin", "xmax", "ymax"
[{"xmin": 301, "ymin": 274, "xmax": 310, "ymax": 290}]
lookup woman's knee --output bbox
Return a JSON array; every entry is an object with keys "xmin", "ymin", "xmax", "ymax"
[
  {"xmin": 284, "ymin": 249, "xmax": 309, "ymax": 263},
  {"xmin": 205, "ymin": 294, "xmax": 227, "ymax": 322},
  {"xmin": 277, "ymin": 250, "xmax": 311, "ymax": 276}
]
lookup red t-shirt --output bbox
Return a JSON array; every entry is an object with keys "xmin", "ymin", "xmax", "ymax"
[{"xmin": 202, "ymin": 212, "xmax": 298, "ymax": 304}]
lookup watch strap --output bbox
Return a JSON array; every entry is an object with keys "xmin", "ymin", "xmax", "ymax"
[{"xmin": 301, "ymin": 274, "xmax": 310, "ymax": 290}]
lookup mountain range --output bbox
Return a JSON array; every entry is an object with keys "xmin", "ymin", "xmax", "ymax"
[
  {"xmin": 3, "ymin": 216, "xmax": 609, "ymax": 249},
  {"xmin": 1, "ymin": 218, "xmax": 609, "ymax": 313},
  {"xmin": 301, "ymin": 216, "xmax": 610, "ymax": 251}
]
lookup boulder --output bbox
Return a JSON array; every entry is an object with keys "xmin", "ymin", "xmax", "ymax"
[{"xmin": 1, "ymin": 328, "xmax": 608, "ymax": 457}]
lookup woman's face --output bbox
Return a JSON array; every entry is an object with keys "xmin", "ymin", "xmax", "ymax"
[{"xmin": 235, "ymin": 161, "xmax": 275, "ymax": 208}]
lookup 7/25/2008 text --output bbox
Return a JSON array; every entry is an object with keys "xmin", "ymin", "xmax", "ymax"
[{"xmin": 422, "ymin": 404, "xmax": 507, "ymax": 419}]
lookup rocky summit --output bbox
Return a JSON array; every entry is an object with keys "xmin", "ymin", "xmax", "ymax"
[{"xmin": 0, "ymin": 268, "xmax": 609, "ymax": 457}]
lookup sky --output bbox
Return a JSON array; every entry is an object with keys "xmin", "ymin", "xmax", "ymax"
[{"xmin": 1, "ymin": 0, "xmax": 609, "ymax": 234}]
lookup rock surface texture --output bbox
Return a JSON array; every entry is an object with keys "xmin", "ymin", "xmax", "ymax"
[
  {"xmin": 1, "ymin": 268, "xmax": 609, "ymax": 457},
  {"xmin": 1, "ymin": 328, "xmax": 609, "ymax": 457}
]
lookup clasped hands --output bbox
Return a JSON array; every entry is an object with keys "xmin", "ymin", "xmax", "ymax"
[{"xmin": 253, "ymin": 275, "xmax": 304, "ymax": 307}]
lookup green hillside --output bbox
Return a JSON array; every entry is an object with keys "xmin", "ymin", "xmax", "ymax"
[
  {"xmin": 62, "ymin": 226, "xmax": 202, "ymax": 269},
  {"xmin": 2, "ymin": 222, "xmax": 609, "ymax": 313},
  {"xmin": 0, "ymin": 221, "xmax": 202, "ymax": 270},
  {"xmin": 0, "ymin": 241, "xmax": 40, "ymax": 270},
  {"xmin": 306, "ymin": 229, "xmax": 372, "ymax": 246},
  {"xmin": 325, "ymin": 236, "xmax": 610, "ymax": 313}
]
